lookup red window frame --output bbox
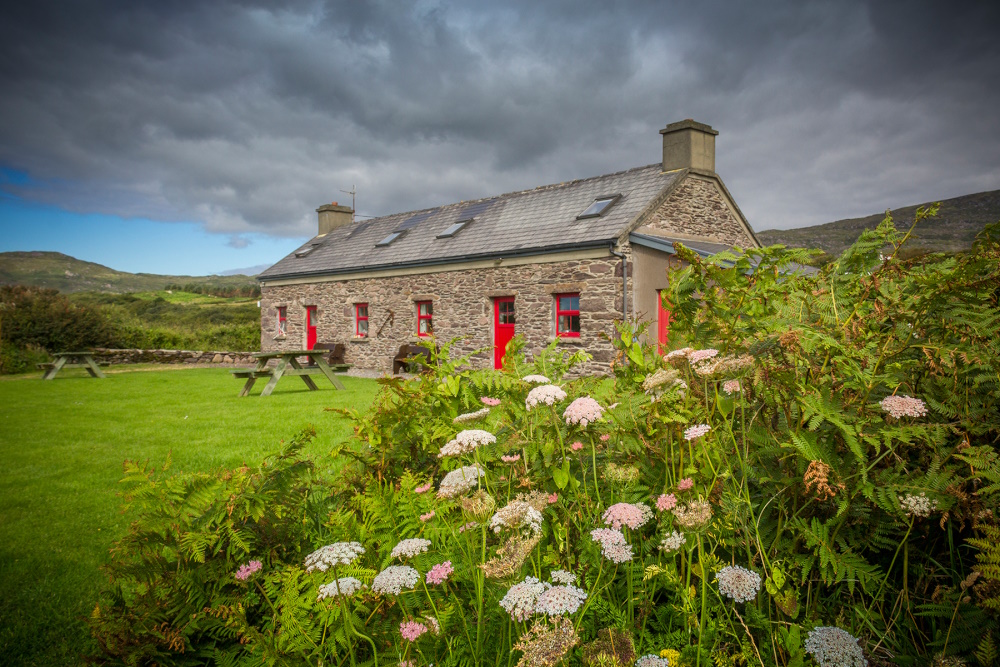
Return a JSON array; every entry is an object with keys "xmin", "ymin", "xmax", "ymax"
[
  {"xmin": 355, "ymin": 303, "xmax": 369, "ymax": 337},
  {"xmin": 276, "ymin": 306, "xmax": 287, "ymax": 336},
  {"xmin": 555, "ymin": 293, "xmax": 580, "ymax": 337},
  {"xmin": 416, "ymin": 300, "xmax": 433, "ymax": 337}
]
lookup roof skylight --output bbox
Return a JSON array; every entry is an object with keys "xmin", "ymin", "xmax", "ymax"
[
  {"xmin": 375, "ymin": 231, "xmax": 404, "ymax": 247},
  {"xmin": 295, "ymin": 242, "xmax": 321, "ymax": 258},
  {"xmin": 577, "ymin": 194, "xmax": 621, "ymax": 219},
  {"xmin": 437, "ymin": 218, "xmax": 473, "ymax": 238}
]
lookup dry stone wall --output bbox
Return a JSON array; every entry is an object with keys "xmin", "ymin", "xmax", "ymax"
[
  {"xmin": 260, "ymin": 255, "xmax": 632, "ymax": 376},
  {"xmin": 645, "ymin": 175, "xmax": 755, "ymax": 247},
  {"xmin": 91, "ymin": 348, "xmax": 257, "ymax": 365}
]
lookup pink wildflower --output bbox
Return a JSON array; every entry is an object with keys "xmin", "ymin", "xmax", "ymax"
[
  {"xmin": 570, "ymin": 441, "xmax": 584, "ymax": 451},
  {"xmin": 687, "ymin": 349, "xmax": 719, "ymax": 364},
  {"xmin": 656, "ymin": 494, "xmax": 677, "ymax": 512},
  {"xmin": 563, "ymin": 396, "xmax": 604, "ymax": 427},
  {"xmin": 602, "ymin": 502, "xmax": 653, "ymax": 530},
  {"xmin": 677, "ymin": 478, "xmax": 694, "ymax": 491},
  {"xmin": 399, "ymin": 620, "xmax": 428, "ymax": 642},
  {"xmin": 722, "ymin": 379, "xmax": 741, "ymax": 395},
  {"xmin": 599, "ymin": 434, "xmax": 611, "ymax": 442},
  {"xmin": 426, "ymin": 561, "xmax": 454, "ymax": 585},
  {"xmin": 235, "ymin": 560, "xmax": 262, "ymax": 581},
  {"xmin": 414, "ymin": 482, "xmax": 432, "ymax": 494},
  {"xmin": 548, "ymin": 493, "xmax": 558, "ymax": 504},
  {"xmin": 683, "ymin": 424, "xmax": 711, "ymax": 441},
  {"xmin": 481, "ymin": 397, "xmax": 502, "ymax": 406},
  {"xmin": 420, "ymin": 510, "xmax": 435, "ymax": 522},
  {"xmin": 501, "ymin": 454, "xmax": 522, "ymax": 463},
  {"xmin": 880, "ymin": 395, "xmax": 928, "ymax": 419}
]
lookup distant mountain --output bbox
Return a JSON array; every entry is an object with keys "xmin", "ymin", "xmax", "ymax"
[
  {"xmin": 0, "ymin": 251, "xmax": 258, "ymax": 293},
  {"xmin": 757, "ymin": 189, "xmax": 1000, "ymax": 256},
  {"xmin": 218, "ymin": 263, "xmax": 271, "ymax": 276}
]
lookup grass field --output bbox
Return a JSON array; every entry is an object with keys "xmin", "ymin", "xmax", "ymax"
[{"xmin": 0, "ymin": 366, "xmax": 379, "ymax": 666}]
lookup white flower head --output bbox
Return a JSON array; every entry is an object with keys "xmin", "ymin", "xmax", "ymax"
[
  {"xmin": 489, "ymin": 500, "xmax": 544, "ymax": 535},
  {"xmin": 317, "ymin": 577, "xmax": 365, "ymax": 601},
  {"xmin": 437, "ymin": 465, "xmax": 486, "ymax": 498},
  {"xmin": 683, "ymin": 424, "xmax": 711, "ymax": 441},
  {"xmin": 636, "ymin": 656, "xmax": 671, "ymax": 667},
  {"xmin": 550, "ymin": 569, "xmax": 577, "ymax": 585},
  {"xmin": 804, "ymin": 626, "xmax": 867, "ymax": 667},
  {"xmin": 659, "ymin": 531, "xmax": 686, "ymax": 553},
  {"xmin": 602, "ymin": 502, "xmax": 654, "ymax": 530},
  {"xmin": 390, "ymin": 538, "xmax": 431, "ymax": 560},
  {"xmin": 879, "ymin": 394, "xmax": 927, "ymax": 419},
  {"xmin": 534, "ymin": 584, "xmax": 587, "ymax": 616},
  {"xmin": 715, "ymin": 565, "xmax": 762, "ymax": 604},
  {"xmin": 499, "ymin": 576, "xmax": 551, "ymax": 621},
  {"xmin": 899, "ymin": 492, "xmax": 938, "ymax": 519},
  {"xmin": 304, "ymin": 542, "xmax": 365, "ymax": 572},
  {"xmin": 371, "ymin": 565, "xmax": 420, "ymax": 595},
  {"xmin": 453, "ymin": 407, "xmax": 491, "ymax": 424},
  {"xmin": 438, "ymin": 429, "xmax": 497, "ymax": 458},
  {"xmin": 525, "ymin": 384, "xmax": 567, "ymax": 410},
  {"xmin": 590, "ymin": 528, "xmax": 633, "ymax": 563},
  {"xmin": 522, "ymin": 374, "xmax": 550, "ymax": 384}
]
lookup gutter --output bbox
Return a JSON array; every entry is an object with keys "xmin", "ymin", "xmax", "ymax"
[{"xmin": 608, "ymin": 241, "xmax": 627, "ymax": 321}]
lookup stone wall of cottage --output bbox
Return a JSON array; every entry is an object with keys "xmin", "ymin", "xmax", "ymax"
[
  {"xmin": 645, "ymin": 175, "xmax": 755, "ymax": 247},
  {"xmin": 260, "ymin": 254, "xmax": 634, "ymax": 375}
]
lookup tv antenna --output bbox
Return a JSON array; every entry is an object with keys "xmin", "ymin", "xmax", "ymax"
[{"xmin": 340, "ymin": 185, "xmax": 356, "ymax": 223}]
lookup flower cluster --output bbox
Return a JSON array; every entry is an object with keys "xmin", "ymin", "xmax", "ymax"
[
  {"xmin": 636, "ymin": 656, "xmax": 671, "ymax": 667},
  {"xmin": 501, "ymin": 454, "xmax": 522, "ymax": 463},
  {"xmin": 453, "ymin": 407, "xmax": 491, "ymax": 424},
  {"xmin": 550, "ymin": 569, "xmax": 577, "ymax": 585},
  {"xmin": 426, "ymin": 561, "xmax": 453, "ymax": 585},
  {"xmin": 390, "ymin": 538, "xmax": 431, "ymax": 560},
  {"xmin": 683, "ymin": 424, "xmax": 711, "ymax": 441},
  {"xmin": 571, "ymin": 441, "xmax": 584, "ymax": 451},
  {"xmin": 535, "ymin": 584, "xmax": 587, "ymax": 616},
  {"xmin": 880, "ymin": 394, "xmax": 928, "ymax": 419},
  {"xmin": 371, "ymin": 565, "xmax": 420, "ymax": 595},
  {"xmin": 804, "ymin": 627, "xmax": 868, "ymax": 667},
  {"xmin": 642, "ymin": 367, "xmax": 680, "ymax": 392},
  {"xmin": 304, "ymin": 542, "xmax": 365, "ymax": 572},
  {"xmin": 438, "ymin": 429, "xmax": 497, "ymax": 458},
  {"xmin": 659, "ymin": 531, "xmax": 686, "ymax": 553},
  {"xmin": 672, "ymin": 500, "xmax": 713, "ymax": 529},
  {"xmin": 686, "ymin": 348, "xmax": 719, "ymax": 364},
  {"xmin": 693, "ymin": 354, "xmax": 754, "ymax": 377},
  {"xmin": 490, "ymin": 500, "xmax": 544, "ymax": 535},
  {"xmin": 677, "ymin": 478, "xmax": 694, "ymax": 491},
  {"xmin": 664, "ymin": 347, "xmax": 693, "ymax": 360},
  {"xmin": 499, "ymin": 576, "xmax": 551, "ymax": 621},
  {"xmin": 602, "ymin": 502, "xmax": 653, "ymax": 530},
  {"xmin": 437, "ymin": 465, "xmax": 486, "ymax": 498},
  {"xmin": 420, "ymin": 510, "xmax": 435, "ymax": 522},
  {"xmin": 526, "ymin": 384, "xmax": 567, "ymax": 409},
  {"xmin": 235, "ymin": 560, "xmax": 262, "ymax": 581},
  {"xmin": 414, "ymin": 481, "xmax": 432, "ymax": 494},
  {"xmin": 481, "ymin": 396, "xmax": 502, "ymax": 406},
  {"xmin": 513, "ymin": 617, "xmax": 579, "ymax": 667},
  {"xmin": 900, "ymin": 492, "xmax": 938, "ymax": 518},
  {"xmin": 722, "ymin": 379, "xmax": 741, "ymax": 395},
  {"xmin": 399, "ymin": 620, "xmax": 428, "ymax": 642},
  {"xmin": 656, "ymin": 494, "xmax": 677, "ymax": 512},
  {"xmin": 563, "ymin": 396, "xmax": 604, "ymax": 426},
  {"xmin": 716, "ymin": 565, "xmax": 762, "ymax": 603},
  {"xmin": 461, "ymin": 490, "xmax": 497, "ymax": 518},
  {"xmin": 521, "ymin": 374, "xmax": 551, "ymax": 384},
  {"xmin": 316, "ymin": 576, "xmax": 364, "ymax": 601},
  {"xmin": 590, "ymin": 528, "xmax": 633, "ymax": 563}
]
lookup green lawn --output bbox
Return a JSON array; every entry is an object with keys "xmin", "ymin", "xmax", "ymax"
[{"xmin": 0, "ymin": 366, "xmax": 379, "ymax": 666}]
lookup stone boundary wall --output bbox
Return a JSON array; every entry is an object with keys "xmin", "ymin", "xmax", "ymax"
[{"xmin": 90, "ymin": 348, "xmax": 257, "ymax": 366}]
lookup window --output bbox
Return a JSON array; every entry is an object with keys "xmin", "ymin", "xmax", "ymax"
[
  {"xmin": 376, "ymin": 231, "xmax": 404, "ymax": 247},
  {"xmin": 555, "ymin": 293, "xmax": 580, "ymax": 337},
  {"xmin": 437, "ymin": 218, "xmax": 473, "ymax": 238},
  {"xmin": 416, "ymin": 301, "xmax": 433, "ymax": 336},
  {"xmin": 577, "ymin": 194, "xmax": 621, "ymax": 219},
  {"xmin": 276, "ymin": 306, "xmax": 287, "ymax": 336},
  {"xmin": 355, "ymin": 303, "xmax": 369, "ymax": 338}
]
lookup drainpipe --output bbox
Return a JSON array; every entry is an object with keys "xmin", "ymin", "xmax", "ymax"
[{"xmin": 609, "ymin": 241, "xmax": 627, "ymax": 321}]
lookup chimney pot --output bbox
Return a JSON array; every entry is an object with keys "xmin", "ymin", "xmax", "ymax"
[
  {"xmin": 660, "ymin": 119, "xmax": 718, "ymax": 173},
  {"xmin": 317, "ymin": 203, "xmax": 353, "ymax": 235}
]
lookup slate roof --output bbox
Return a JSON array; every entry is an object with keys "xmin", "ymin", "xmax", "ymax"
[{"xmin": 259, "ymin": 164, "xmax": 681, "ymax": 281}]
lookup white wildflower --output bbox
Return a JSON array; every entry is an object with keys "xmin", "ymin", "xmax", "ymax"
[
  {"xmin": 715, "ymin": 565, "xmax": 762, "ymax": 604},
  {"xmin": 371, "ymin": 565, "xmax": 420, "ymax": 595},
  {"xmin": 437, "ymin": 465, "xmax": 486, "ymax": 498},
  {"xmin": 438, "ymin": 429, "xmax": 497, "ymax": 458},
  {"xmin": 489, "ymin": 500, "xmax": 544, "ymax": 535},
  {"xmin": 499, "ymin": 576, "xmax": 551, "ymax": 621},
  {"xmin": 525, "ymin": 384, "xmax": 567, "ymax": 410},
  {"xmin": 636, "ymin": 656, "xmax": 671, "ymax": 667},
  {"xmin": 683, "ymin": 424, "xmax": 711, "ymax": 441},
  {"xmin": 304, "ymin": 542, "xmax": 365, "ymax": 572},
  {"xmin": 534, "ymin": 584, "xmax": 587, "ymax": 616},
  {"xmin": 550, "ymin": 570, "xmax": 577, "ymax": 585},
  {"xmin": 879, "ymin": 395, "xmax": 927, "ymax": 419},
  {"xmin": 899, "ymin": 492, "xmax": 938, "ymax": 519},
  {"xmin": 317, "ymin": 577, "xmax": 365, "ymax": 601},
  {"xmin": 590, "ymin": 528, "xmax": 633, "ymax": 563},
  {"xmin": 687, "ymin": 349, "xmax": 719, "ymax": 364},
  {"xmin": 804, "ymin": 626, "xmax": 867, "ymax": 667},
  {"xmin": 390, "ymin": 538, "xmax": 431, "ymax": 560},
  {"xmin": 522, "ymin": 374, "xmax": 550, "ymax": 384},
  {"xmin": 453, "ymin": 407, "xmax": 491, "ymax": 424},
  {"xmin": 659, "ymin": 531, "xmax": 687, "ymax": 553},
  {"xmin": 664, "ymin": 347, "xmax": 693, "ymax": 360}
]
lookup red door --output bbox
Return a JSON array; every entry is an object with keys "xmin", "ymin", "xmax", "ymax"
[
  {"xmin": 305, "ymin": 306, "xmax": 317, "ymax": 350},
  {"xmin": 657, "ymin": 290, "xmax": 671, "ymax": 353},
  {"xmin": 494, "ymin": 297, "xmax": 515, "ymax": 369}
]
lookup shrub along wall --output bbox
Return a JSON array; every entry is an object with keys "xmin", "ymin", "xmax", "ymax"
[{"xmin": 89, "ymin": 211, "xmax": 1000, "ymax": 666}]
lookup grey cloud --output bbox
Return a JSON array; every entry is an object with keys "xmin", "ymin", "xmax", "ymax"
[{"xmin": 0, "ymin": 0, "xmax": 998, "ymax": 238}]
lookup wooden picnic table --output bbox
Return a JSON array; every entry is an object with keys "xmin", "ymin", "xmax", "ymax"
[
  {"xmin": 38, "ymin": 351, "xmax": 106, "ymax": 380},
  {"xmin": 233, "ymin": 350, "xmax": 349, "ymax": 397}
]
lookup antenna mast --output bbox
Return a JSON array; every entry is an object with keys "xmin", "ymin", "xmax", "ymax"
[{"xmin": 340, "ymin": 185, "xmax": 356, "ymax": 223}]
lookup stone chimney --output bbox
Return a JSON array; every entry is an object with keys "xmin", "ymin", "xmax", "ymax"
[
  {"xmin": 317, "ymin": 202, "xmax": 353, "ymax": 235},
  {"xmin": 660, "ymin": 119, "xmax": 718, "ymax": 173}
]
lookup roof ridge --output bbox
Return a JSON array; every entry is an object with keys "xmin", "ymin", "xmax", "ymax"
[{"xmin": 344, "ymin": 163, "xmax": 663, "ymax": 226}]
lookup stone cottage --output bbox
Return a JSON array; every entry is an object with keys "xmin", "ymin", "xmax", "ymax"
[{"xmin": 257, "ymin": 119, "xmax": 759, "ymax": 374}]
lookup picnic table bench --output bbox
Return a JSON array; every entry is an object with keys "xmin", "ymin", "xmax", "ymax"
[
  {"xmin": 233, "ymin": 350, "xmax": 349, "ymax": 397},
  {"xmin": 38, "ymin": 351, "xmax": 106, "ymax": 380}
]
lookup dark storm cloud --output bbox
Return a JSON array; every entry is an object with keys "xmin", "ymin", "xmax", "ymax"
[{"xmin": 1, "ymin": 0, "xmax": 998, "ymax": 237}]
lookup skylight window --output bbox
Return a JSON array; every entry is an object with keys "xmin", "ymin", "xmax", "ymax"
[
  {"xmin": 437, "ymin": 218, "xmax": 473, "ymax": 238},
  {"xmin": 577, "ymin": 195, "xmax": 621, "ymax": 219},
  {"xmin": 375, "ymin": 231, "xmax": 404, "ymax": 247},
  {"xmin": 295, "ymin": 242, "xmax": 321, "ymax": 258}
]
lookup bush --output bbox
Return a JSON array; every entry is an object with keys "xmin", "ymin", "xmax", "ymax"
[{"xmin": 90, "ymin": 210, "xmax": 1000, "ymax": 666}]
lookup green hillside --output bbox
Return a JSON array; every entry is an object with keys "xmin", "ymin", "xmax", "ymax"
[
  {"xmin": 0, "ymin": 251, "xmax": 259, "ymax": 294},
  {"xmin": 757, "ymin": 189, "xmax": 1000, "ymax": 255}
]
